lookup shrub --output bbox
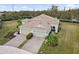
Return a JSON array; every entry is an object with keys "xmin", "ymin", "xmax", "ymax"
[
  {"xmin": 51, "ymin": 35, "xmax": 58, "ymax": 46},
  {"xmin": 26, "ymin": 33, "xmax": 33, "ymax": 39},
  {"xmin": 47, "ymin": 34, "xmax": 58, "ymax": 47}
]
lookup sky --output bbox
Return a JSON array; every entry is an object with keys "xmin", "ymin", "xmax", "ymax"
[{"xmin": 0, "ymin": 4, "xmax": 79, "ymax": 11}]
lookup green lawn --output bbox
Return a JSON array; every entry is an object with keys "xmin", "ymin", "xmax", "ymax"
[
  {"xmin": 0, "ymin": 21, "xmax": 18, "ymax": 45},
  {"xmin": 39, "ymin": 22, "xmax": 79, "ymax": 54}
]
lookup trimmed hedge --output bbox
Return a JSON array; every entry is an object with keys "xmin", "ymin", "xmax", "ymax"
[{"xmin": 26, "ymin": 33, "xmax": 33, "ymax": 39}]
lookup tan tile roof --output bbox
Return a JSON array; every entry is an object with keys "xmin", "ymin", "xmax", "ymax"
[
  {"xmin": 23, "ymin": 14, "xmax": 59, "ymax": 29},
  {"xmin": 32, "ymin": 14, "xmax": 59, "ymax": 23}
]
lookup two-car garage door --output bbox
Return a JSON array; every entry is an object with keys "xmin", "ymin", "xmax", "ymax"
[
  {"xmin": 20, "ymin": 27, "xmax": 48, "ymax": 37},
  {"xmin": 32, "ymin": 28, "xmax": 48, "ymax": 37}
]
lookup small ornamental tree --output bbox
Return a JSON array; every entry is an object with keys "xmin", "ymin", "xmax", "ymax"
[
  {"xmin": 17, "ymin": 19, "xmax": 22, "ymax": 26},
  {"xmin": 17, "ymin": 19, "xmax": 22, "ymax": 34}
]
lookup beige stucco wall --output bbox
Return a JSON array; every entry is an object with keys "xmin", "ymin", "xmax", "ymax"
[
  {"xmin": 20, "ymin": 26, "xmax": 50, "ymax": 37},
  {"xmin": 32, "ymin": 28, "xmax": 50, "ymax": 37}
]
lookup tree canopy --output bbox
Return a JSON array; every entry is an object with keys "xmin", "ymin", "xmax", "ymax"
[{"xmin": 0, "ymin": 5, "xmax": 79, "ymax": 21}]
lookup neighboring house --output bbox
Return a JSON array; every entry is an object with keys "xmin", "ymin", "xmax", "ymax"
[{"xmin": 20, "ymin": 14, "xmax": 59, "ymax": 37}]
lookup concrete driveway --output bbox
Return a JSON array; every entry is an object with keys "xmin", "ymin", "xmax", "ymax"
[
  {"xmin": 4, "ymin": 34, "xmax": 45, "ymax": 54},
  {"xmin": 22, "ymin": 36, "xmax": 45, "ymax": 54},
  {"xmin": 4, "ymin": 34, "xmax": 26, "ymax": 47}
]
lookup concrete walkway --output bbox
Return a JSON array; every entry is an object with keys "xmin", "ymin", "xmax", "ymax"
[
  {"xmin": 22, "ymin": 36, "xmax": 45, "ymax": 54},
  {"xmin": 4, "ymin": 34, "xmax": 26, "ymax": 47}
]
